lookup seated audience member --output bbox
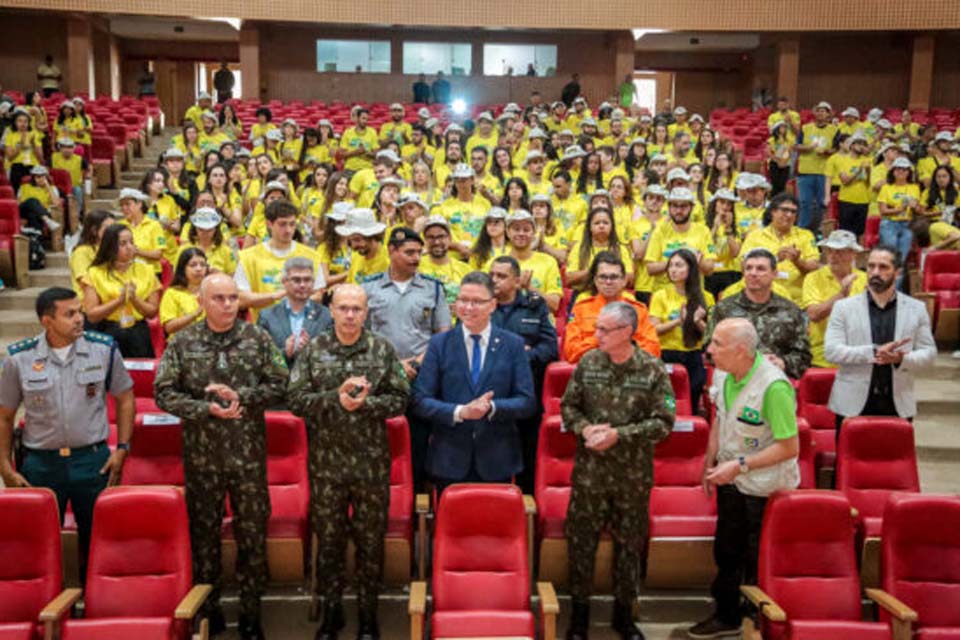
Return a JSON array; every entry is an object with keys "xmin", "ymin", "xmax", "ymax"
[
  {"xmin": 17, "ymin": 165, "xmax": 62, "ymax": 234},
  {"xmin": 564, "ymin": 251, "xmax": 660, "ymax": 363},
  {"xmin": 649, "ymin": 248, "xmax": 713, "ymax": 411},
  {"xmin": 565, "ymin": 207, "xmax": 634, "ymax": 290},
  {"xmin": 81, "ymin": 223, "xmax": 160, "ymax": 357},
  {"xmin": 117, "ymin": 187, "xmax": 165, "ymax": 275},
  {"xmin": 69, "ymin": 210, "xmax": 114, "ymax": 297},
  {"xmin": 178, "ymin": 207, "xmax": 237, "ymax": 275},
  {"xmin": 159, "ymin": 247, "xmax": 208, "ymax": 336},
  {"xmin": 257, "ymin": 256, "xmax": 333, "ymax": 365}
]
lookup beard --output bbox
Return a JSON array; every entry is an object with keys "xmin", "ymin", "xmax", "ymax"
[{"xmin": 868, "ymin": 275, "xmax": 895, "ymax": 293}]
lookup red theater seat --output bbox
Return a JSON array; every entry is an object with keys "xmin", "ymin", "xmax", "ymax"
[
  {"xmin": 922, "ymin": 250, "xmax": 960, "ymax": 328},
  {"xmin": 665, "ymin": 363, "xmax": 693, "ymax": 415},
  {"xmin": 797, "ymin": 367, "xmax": 837, "ymax": 474},
  {"xmin": 107, "ymin": 358, "xmax": 160, "ymax": 423},
  {"xmin": 121, "ymin": 413, "xmax": 184, "ymax": 486},
  {"xmin": 0, "ymin": 489, "xmax": 80, "ymax": 640},
  {"xmin": 742, "ymin": 490, "xmax": 892, "ymax": 640},
  {"xmin": 58, "ymin": 487, "xmax": 210, "ymax": 640},
  {"xmin": 410, "ymin": 484, "xmax": 558, "ymax": 640},
  {"xmin": 867, "ymin": 494, "xmax": 960, "ymax": 639},
  {"xmin": 541, "ymin": 361, "xmax": 574, "ymax": 416},
  {"xmin": 647, "ymin": 416, "xmax": 716, "ymax": 587}
]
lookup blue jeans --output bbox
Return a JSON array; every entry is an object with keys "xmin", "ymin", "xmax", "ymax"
[
  {"xmin": 797, "ymin": 173, "xmax": 826, "ymax": 231},
  {"xmin": 879, "ymin": 218, "xmax": 913, "ymax": 289},
  {"xmin": 72, "ymin": 185, "xmax": 84, "ymax": 215}
]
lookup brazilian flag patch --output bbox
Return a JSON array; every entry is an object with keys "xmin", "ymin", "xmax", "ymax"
[
  {"xmin": 664, "ymin": 395, "xmax": 676, "ymax": 412},
  {"xmin": 739, "ymin": 406, "xmax": 762, "ymax": 424}
]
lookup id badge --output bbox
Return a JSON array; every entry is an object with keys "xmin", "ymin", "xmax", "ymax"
[{"xmin": 119, "ymin": 311, "xmax": 135, "ymax": 329}]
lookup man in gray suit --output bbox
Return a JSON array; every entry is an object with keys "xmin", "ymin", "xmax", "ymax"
[
  {"xmin": 824, "ymin": 245, "xmax": 936, "ymax": 431},
  {"xmin": 257, "ymin": 257, "xmax": 332, "ymax": 366}
]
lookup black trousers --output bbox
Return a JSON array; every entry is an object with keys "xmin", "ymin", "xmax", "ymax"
[
  {"xmin": 838, "ymin": 201, "xmax": 868, "ymax": 237},
  {"xmin": 711, "ymin": 484, "xmax": 768, "ymax": 626},
  {"xmin": 835, "ymin": 388, "xmax": 902, "ymax": 440},
  {"xmin": 768, "ymin": 162, "xmax": 791, "ymax": 196},
  {"xmin": 95, "ymin": 319, "xmax": 155, "ymax": 358},
  {"xmin": 705, "ymin": 271, "xmax": 742, "ymax": 300},
  {"xmin": 661, "ymin": 349, "xmax": 706, "ymax": 414}
]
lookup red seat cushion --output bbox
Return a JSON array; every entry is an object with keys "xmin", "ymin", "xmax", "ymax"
[
  {"xmin": 431, "ymin": 611, "xmax": 535, "ymax": 638},
  {"xmin": 788, "ymin": 620, "xmax": 892, "ymax": 639},
  {"xmin": 917, "ymin": 629, "xmax": 960, "ymax": 640},
  {"xmin": 0, "ymin": 623, "xmax": 34, "ymax": 640},
  {"xmin": 649, "ymin": 486, "xmax": 717, "ymax": 537},
  {"xmin": 62, "ymin": 618, "xmax": 178, "ymax": 640}
]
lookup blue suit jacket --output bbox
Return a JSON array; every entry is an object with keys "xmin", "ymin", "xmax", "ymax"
[
  {"xmin": 256, "ymin": 300, "xmax": 333, "ymax": 365},
  {"xmin": 411, "ymin": 325, "xmax": 536, "ymax": 481}
]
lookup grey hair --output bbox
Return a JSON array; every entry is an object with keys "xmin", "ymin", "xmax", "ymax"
[
  {"xmin": 283, "ymin": 256, "xmax": 315, "ymax": 277},
  {"xmin": 717, "ymin": 318, "xmax": 759, "ymax": 355},
  {"xmin": 599, "ymin": 301, "xmax": 637, "ymax": 333}
]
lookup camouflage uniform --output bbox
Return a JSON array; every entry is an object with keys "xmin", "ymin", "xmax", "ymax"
[
  {"xmin": 154, "ymin": 320, "xmax": 289, "ymax": 619},
  {"xmin": 704, "ymin": 291, "xmax": 812, "ymax": 380},
  {"xmin": 287, "ymin": 328, "xmax": 409, "ymax": 616},
  {"xmin": 561, "ymin": 346, "xmax": 676, "ymax": 605}
]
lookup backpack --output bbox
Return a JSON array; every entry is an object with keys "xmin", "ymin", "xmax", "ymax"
[{"xmin": 22, "ymin": 228, "xmax": 45, "ymax": 270}]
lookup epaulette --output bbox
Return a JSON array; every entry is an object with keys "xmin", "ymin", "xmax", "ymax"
[
  {"xmin": 82, "ymin": 330, "xmax": 116, "ymax": 347},
  {"xmin": 7, "ymin": 336, "xmax": 38, "ymax": 356},
  {"xmin": 361, "ymin": 272, "xmax": 386, "ymax": 284},
  {"xmin": 418, "ymin": 273, "xmax": 443, "ymax": 286}
]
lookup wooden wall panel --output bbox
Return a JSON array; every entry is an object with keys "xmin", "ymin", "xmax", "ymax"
[
  {"xmin": 931, "ymin": 33, "xmax": 960, "ymax": 108},
  {"xmin": 0, "ymin": 13, "xmax": 66, "ymax": 94}
]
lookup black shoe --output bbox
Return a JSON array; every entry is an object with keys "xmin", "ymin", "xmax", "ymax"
[
  {"xmin": 237, "ymin": 613, "xmax": 265, "ymax": 640},
  {"xmin": 565, "ymin": 598, "xmax": 590, "ymax": 640},
  {"xmin": 315, "ymin": 602, "xmax": 346, "ymax": 640},
  {"xmin": 686, "ymin": 616, "xmax": 742, "ymax": 639},
  {"xmin": 207, "ymin": 608, "xmax": 227, "ymax": 637},
  {"xmin": 357, "ymin": 612, "xmax": 380, "ymax": 640},
  {"xmin": 611, "ymin": 601, "xmax": 645, "ymax": 640}
]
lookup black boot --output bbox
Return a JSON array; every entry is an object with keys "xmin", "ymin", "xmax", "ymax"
[
  {"xmin": 315, "ymin": 602, "xmax": 345, "ymax": 640},
  {"xmin": 566, "ymin": 598, "xmax": 590, "ymax": 640},
  {"xmin": 611, "ymin": 601, "xmax": 645, "ymax": 640},
  {"xmin": 237, "ymin": 613, "xmax": 266, "ymax": 640},
  {"xmin": 357, "ymin": 611, "xmax": 380, "ymax": 640},
  {"xmin": 207, "ymin": 608, "xmax": 227, "ymax": 637}
]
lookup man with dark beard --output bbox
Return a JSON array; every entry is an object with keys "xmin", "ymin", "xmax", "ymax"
[{"xmin": 824, "ymin": 245, "xmax": 936, "ymax": 436}]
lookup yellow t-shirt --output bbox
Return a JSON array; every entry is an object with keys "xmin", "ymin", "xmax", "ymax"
[
  {"xmin": 835, "ymin": 155, "xmax": 873, "ymax": 205},
  {"xmin": 120, "ymin": 217, "xmax": 166, "ymax": 274},
  {"xmin": 339, "ymin": 126, "xmax": 380, "ymax": 172},
  {"xmin": 552, "ymin": 194, "xmax": 589, "ymax": 234},
  {"xmin": 824, "ymin": 152, "xmax": 845, "ymax": 188},
  {"xmin": 3, "ymin": 129, "xmax": 41, "ymax": 166},
  {"xmin": 199, "ymin": 130, "xmax": 231, "ymax": 154},
  {"xmin": 739, "ymin": 225, "xmax": 820, "ymax": 303},
  {"xmin": 711, "ymin": 226, "xmax": 742, "ymax": 274},
  {"xmin": 630, "ymin": 215, "xmax": 661, "ymax": 292},
  {"xmin": 380, "ymin": 121, "xmax": 413, "ymax": 145},
  {"xmin": 801, "ymin": 266, "xmax": 867, "ymax": 367},
  {"xmin": 279, "ymin": 137, "xmax": 304, "ymax": 170},
  {"xmin": 348, "ymin": 168, "xmax": 381, "ymax": 209},
  {"xmin": 318, "ymin": 242, "xmax": 352, "ymax": 276},
  {"xmin": 346, "ymin": 244, "xmax": 390, "ymax": 285},
  {"xmin": 649, "ymin": 286, "xmax": 715, "ymax": 351},
  {"xmin": 868, "ymin": 163, "xmax": 889, "ymax": 216},
  {"xmin": 82, "ymin": 263, "xmax": 159, "ymax": 323},
  {"xmin": 735, "ymin": 204, "xmax": 766, "ymax": 238},
  {"xmin": 468, "ymin": 243, "xmax": 510, "ymax": 272},
  {"xmin": 877, "ymin": 183, "xmax": 921, "ymax": 222},
  {"xmin": 929, "ymin": 221, "xmax": 960, "ymax": 247},
  {"xmin": 250, "ymin": 122, "xmax": 277, "ymax": 143},
  {"xmin": 417, "ymin": 258, "xmax": 471, "ymax": 305},
  {"xmin": 159, "ymin": 286, "xmax": 203, "ymax": 332},
  {"xmin": 301, "ymin": 187, "xmax": 327, "ymax": 219},
  {"xmin": 51, "ymin": 152, "xmax": 84, "ymax": 188},
  {"xmin": 466, "ymin": 133, "xmax": 499, "ymax": 158},
  {"xmin": 768, "ymin": 110, "xmax": 800, "ymax": 131},
  {"xmin": 566, "ymin": 241, "xmax": 633, "ymax": 275},
  {"xmin": 70, "ymin": 244, "xmax": 96, "ymax": 297},
  {"xmin": 798, "ymin": 123, "xmax": 838, "ymax": 175},
  {"xmin": 145, "ymin": 195, "xmax": 182, "ymax": 263},
  {"xmin": 177, "ymin": 242, "xmax": 237, "ymax": 275},
  {"xmin": 184, "ymin": 105, "xmax": 205, "ymax": 129},
  {"xmin": 237, "ymin": 241, "xmax": 323, "ymax": 321},
  {"xmin": 438, "ymin": 195, "xmax": 490, "ymax": 245},
  {"xmin": 644, "ymin": 222, "xmax": 717, "ymax": 292},
  {"xmin": 54, "ymin": 116, "xmax": 89, "ymax": 146},
  {"xmin": 514, "ymin": 251, "xmax": 563, "ymax": 298},
  {"xmin": 17, "ymin": 183, "xmax": 56, "ymax": 209}
]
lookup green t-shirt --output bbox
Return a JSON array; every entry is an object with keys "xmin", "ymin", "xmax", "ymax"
[
  {"xmin": 618, "ymin": 82, "xmax": 636, "ymax": 108},
  {"xmin": 723, "ymin": 353, "xmax": 798, "ymax": 440}
]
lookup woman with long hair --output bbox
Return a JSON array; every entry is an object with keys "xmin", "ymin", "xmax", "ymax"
[
  {"xmin": 180, "ymin": 207, "xmax": 236, "ymax": 275},
  {"xmin": 298, "ymin": 128, "xmax": 331, "ymax": 184},
  {"xmin": 694, "ymin": 127, "xmax": 716, "ymax": 162},
  {"xmin": 706, "ymin": 151, "xmax": 737, "ymax": 193},
  {"xmin": 624, "ymin": 137, "xmax": 648, "ymax": 182},
  {"xmin": 767, "ymin": 121, "xmax": 796, "ymax": 195},
  {"xmin": 649, "ymin": 248, "xmax": 712, "ymax": 411},
  {"xmin": 491, "ymin": 146, "xmax": 515, "ymax": 186},
  {"xmin": 374, "ymin": 178, "xmax": 403, "ymax": 229},
  {"xmin": 405, "ymin": 161, "xmax": 443, "ymax": 207},
  {"xmin": 530, "ymin": 194, "xmax": 567, "ymax": 264},
  {"xmin": 575, "ymin": 152, "xmax": 604, "ymax": 198},
  {"xmin": 607, "ymin": 175, "xmax": 637, "ymax": 249},
  {"xmin": 4, "ymin": 108, "xmax": 44, "ymax": 193},
  {"xmin": 565, "ymin": 207, "xmax": 633, "ymax": 289},
  {"xmin": 16, "ymin": 166, "xmax": 61, "ymax": 234},
  {"xmin": 688, "ymin": 163, "xmax": 708, "ymax": 209},
  {"xmin": 204, "ymin": 163, "xmax": 243, "ymax": 235},
  {"xmin": 877, "ymin": 158, "xmax": 921, "ymax": 279},
  {"xmin": 317, "ymin": 203, "xmax": 352, "ymax": 287},
  {"xmin": 469, "ymin": 207, "xmax": 510, "ymax": 271},
  {"xmin": 70, "ymin": 210, "xmax": 113, "ymax": 297},
  {"xmin": 176, "ymin": 122, "xmax": 203, "ymax": 177},
  {"xmin": 218, "ymin": 103, "xmax": 243, "ymax": 141},
  {"xmin": 159, "ymin": 247, "xmax": 208, "ymax": 335},
  {"xmin": 139, "ymin": 167, "xmax": 182, "ymax": 264},
  {"xmin": 320, "ymin": 171, "xmax": 353, "ymax": 217},
  {"xmin": 81, "ymin": 224, "xmax": 159, "ymax": 357},
  {"xmin": 704, "ymin": 189, "xmax": 742, "ymax": 298},
  {"xmin": 648, "ymin": 122, "xmax": 671, "ymax": 157},
  {"xmin": 500, "ymin": 177, "xmax": 530, "ymax": 213}
]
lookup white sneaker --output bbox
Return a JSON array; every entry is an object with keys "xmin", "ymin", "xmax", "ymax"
[
  {"xmin": 952, "ymin": 350, "xmax": 960, "ymax": 359},
  {"xmin": 44, "ymin": 216, "xmax": 62, "ymax": 232}
]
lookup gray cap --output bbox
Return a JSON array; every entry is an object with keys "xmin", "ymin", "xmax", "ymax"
[
  {"xmin": 561, "ymin": 145, "xmax": 586, "ymax": 161},
  {"xmin": 523, "ymin": 150, "xmax": 546, "ymax": 166},
  {"xmin": 674, "ymin": 106, "xmax": 688, "ymax": 115},
  {"xmin": 197, "ymin": 91, "xmax": 212, "ymax": 101},
  {"xmin": 378, "ymin": 176, "xmax": 405, "ymax": 189},
  {"xmin": 317, "ymin": 118, "xmax": 333, "ymax": 128},
  {"xmin": 265, "ymin": 129, "xmax": 284, "ymax": 141},
  {"xmin": 841, "ymin": 107, "xmax": 860, "ymax": 118},
  {"xmin": 260, "ymin": 180, "xmax": 289, "ymax": 199},
  {"xmin": 56, "ymin": 137, "xmax": 76, "ymax": 147},
  {"xmin": 890, "ymin": 157, "xmax": 913, "ymax": 170},
  {"xmin": 867, "ymin": 107, "xmax": 884, "ymax": 122},
  {"xmin": 422, "ymin": 214, "xmax": 450, "ymax": 232},
  {"xmin": 710, "ymin": 188, "xmax": 739, "ymax": 203},
  {"xmin": 630, "ymin": 136, "xmax": 647, "ymax": 146},
  {"xmin": 451, "ymin": 163, "xmax": 475, "ymax": 179},
  {"xmin": 163, "ymin": 147, "xmax": 185, "ymax": 160},
  {"xmin": 580, "ymin": 117, "xmax": 598, "ymax": 127},
  {"xmin": 876, "ymin": 118, "xmax": 892, "ymax": 130},
  {"xmin": 236, "ymin": 147, "xmax": 252, "ymax": 158},
  {"xmin": 530, "ymin": 193, "xmax": 552, "ymax": 205},
  {"xmin": 190, "ymin": 207, "xmax": 222, "ymax": 230},
  {"xmin": 424, "ymin": 117, "xmax": 439, "ymax": 129},
  {"xmin": 559, "ymin": 129, "xmax": 575, "ymax": 138},
  {"xmin": 201, "ymin": 110, "xmax": 218, "ymax": 122},
  {"xmin": 818, "ymin": 229, "xmax": 863, "ymax": 251},
  {"xmin": 643, "ymin": 184, "xmax": 669, "ymax": 198},
  {"xmin": 528, "ymin": 128, "xmax": 548, "ymax": 140},
  {"xmin": 29, "ymin": 165, "xmax": 49, "ymax": 176},
  {"xmin": 281, "ymin": 117, "xmax": 299, "ymax": 127},
  {"xmin": 506, "ymin": 209, "xmax": 534, "ymax": 225},
  {"xmin": 418, "ymin": 107, "xmax": 431, "ymax": 119},
  {"xmin": 666, "ymin": 167, "xmax": 691, "ymax": 183},
  {"xmin": 477, "ymin": 111, "xmax": 494, "ymax": 122},
  {"xmin": 848, "ymin": 131, "xmax": 869, "ymax": 144},
  {"xmin": 376, "ymin": 149, "xmax": 401, "ymax": 164},
  {"xmin": 935, "ymin": 131, "xmax": 953, "ymax": 142},
  {"xmin": 327, "ymin": 201, "xmax": 354, "ymax": 222},
  {"xmin": 666, "ymin": 187, "xmax": 696, "ymax": 203},
  {"xmin": 399, "ymin": 194, "xmax": 428, "ymax": 212},
  {"xmin": 118, "ymin": 187, "xmax": 148, "ymax": 203},
  {"xmin": 335, "ymin": 208, "xmax": 387, "ymax": 237},
  {"xmin": 60, "ymin": 99, "xmax": 76, "ymax": 109},
  {"xmin": 689, "ymin": 114, "xmax": 705, "ymax": 123},
  {"xmin": 815, "ymin": 101, "xmax": 833, "ymax": 111},
  {"xmin": 486, "ymin": 206, "xmax": 508, "ymax": 220}
]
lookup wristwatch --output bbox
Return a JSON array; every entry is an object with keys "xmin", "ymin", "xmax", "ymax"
[
  {"xmin": 116, "ymin": 443, "xmax": 130, "ymax": 452},
  {"xmin": 737, "ymin": 455, "xmax": 749, "ymax": 475}
]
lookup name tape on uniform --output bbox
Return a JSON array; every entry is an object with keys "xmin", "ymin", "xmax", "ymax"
[
  {"xmin": 672, "ymin": 419, "xmax": 694, "ymax": 432},
  {"xmin": 142, "ymin": 413, "xmax": 180, "ymax": 425},
  {"xmin": 124, "ymin": 359, "xmax": 157, "ymax": 371}
]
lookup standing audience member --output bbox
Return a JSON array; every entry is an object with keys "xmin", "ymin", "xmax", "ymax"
[
  {"xmin": 155, "ymin": 274, "xmax": 289, "ymax": 639},
  {"xmin": 795, "ymin": 101, "xmax": 837, "ymax": 231},
  {"xmin": 562, "ymin": 301, "xmax": 675, "ymax": 640},
  {"xmin": 688, "ymin": 318, "xmax": 799, "ymax": 640},
  {"xmin": 257, "ymin": 257, "xmax": 333, "ymax": 366}
]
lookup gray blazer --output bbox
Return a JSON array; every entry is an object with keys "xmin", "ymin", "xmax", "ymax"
[
  {"xmin": 256, "ymin": 300, "xmax": 333, "ymax": 364},
  {"xmin": 824, "ymin": 291, "xmax": 936, "ymax": 418}
]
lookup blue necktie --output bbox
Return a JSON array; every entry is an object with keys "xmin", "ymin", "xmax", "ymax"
[{"xmin": 470, "ymin": 334, "xmax": 482, "ymax": 386}]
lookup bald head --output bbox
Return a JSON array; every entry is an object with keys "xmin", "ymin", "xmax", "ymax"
[
  {"xmin": 717, "ymin": 318, "xmax": 759, "ymax": 354},
  {"xmin": 200, "ymin": 273, "xmax": 240, "ymax": 331},
  {"xmin": 200, "ymin": 273, "xmax": 237, "ymax": 300},
  {"xmin": 331, "ymin": 283, "xmax": 367, "ymax": 307},
  {"xmin": 330, "ymin": 284, "xmax": 368, "ymax": 343}
]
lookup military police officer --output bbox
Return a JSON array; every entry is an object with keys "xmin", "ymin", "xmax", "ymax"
[
  {"xmin": 0, "ymin": 287, "xmax": 134, "ymax": 580},
  {"xmin": 288, "ymin": 284, "xmax": 409, "ymax": 640},
  {"xmin": 362, "ymin": 226, "xmax": 451, "ymax": 490},
  {"xmin": 704, "ymin": 248, "xmax": 812, "ymax": 380},
  {"xmin": 154, "ymin": 274, "xmax": 289, "ymax": 640},
  {"xmin": 561, "ymin": 301, "xmax": 676, "ymax": 640}
]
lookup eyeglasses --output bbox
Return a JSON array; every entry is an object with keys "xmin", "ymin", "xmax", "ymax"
[
  {"xmin": 285, "ymin": 276, "xmax": 313, "ymax": 285},
  {"xmin": 776, "ymin": 207, "xmax": 799, "ymax": 215},
  {"xmin": 595, "ymin": 273, "xmax": 624, "ymax": 282},
  {"xmin": 595, "ymin": 323, "xmax": 630, "ymax": 335},
  {"xmin": 456, "ymin": 297, "xmax": 493, "ymax": 308}
]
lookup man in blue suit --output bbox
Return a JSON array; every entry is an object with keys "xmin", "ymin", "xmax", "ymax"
[
  {"xmin": 256, "ymin": 257, "xmax": 332, "ymax": 366},
  {"xmin": 411, "ymin": 271, "xmax": 536, "ymax": 494}
]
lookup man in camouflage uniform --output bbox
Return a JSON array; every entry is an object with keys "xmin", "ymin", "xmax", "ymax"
[
  {"xmin": 704, "ymin": 248, "xmax": 812, "ymax": 380},
  {"xmin": 561, "ymin": 301, "xmax": 676, "ymax": 640},
  {"xmin": 288, "ymin": 284, "xmax": 409, "ymax": 640},
  {"xmin": 154, "ymin": 273, "xmax": 289, "ymax": 640}
]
